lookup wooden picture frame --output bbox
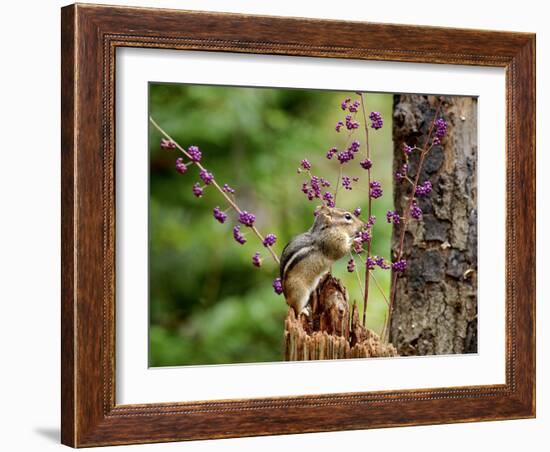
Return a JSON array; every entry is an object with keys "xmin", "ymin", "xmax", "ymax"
[{"xmin": 61, "ymin": 3, "xmax": 535, "ymax": 447}]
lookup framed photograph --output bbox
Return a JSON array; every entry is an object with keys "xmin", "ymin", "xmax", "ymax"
[{"xmin": 61, "ymin": 3, "xmax": 536, "ymax": 447}]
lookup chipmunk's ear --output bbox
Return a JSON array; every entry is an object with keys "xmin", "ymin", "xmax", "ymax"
[
  {"xmin": 315, "ymin": 204, "xmax": 330, "ymax": 216},
  {"xmin": 313, "ymin": 205, "xmax": 332, "ymax": 227},
  {"xmin": 314, "ymin": 204, "xmax": 331, "ymax": 216}
]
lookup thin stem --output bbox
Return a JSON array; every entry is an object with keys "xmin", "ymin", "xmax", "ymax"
[
  {"xmin": 356, "ymin": 254, "xmax": 390, "ymax": 307},
  {"xmin": 359, "ymin": 92, "xmax": 373, "ymax": 327},
  {"xmin": 380, "ymin": 310, "xmax": 388, "ymax": 338},
  {"xmin": 351, "ymin": 254, "xmax": 365, "ymax": 300},
  {"xmin": 369, "ymin": 270, "xmax": 390, "ymax": 307},
  {"xmin": 149, "ymin": 116, "xmax": 280, "ymax": 265},
  {"xmin": 384, "ymin": 99, "xmax": 443, "ymax": 341},
  {"xmin": 334, "ymin": 165, "xmax": 343, "ymax": 203}
]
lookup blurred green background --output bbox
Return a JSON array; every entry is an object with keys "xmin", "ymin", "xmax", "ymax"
[{"xmin": 148, "ymin": 83, "xmax": 394, "ymax": 366}]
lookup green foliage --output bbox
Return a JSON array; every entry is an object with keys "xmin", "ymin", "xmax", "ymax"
[{"xmin": 149, "ymin": 83, "xmax": 394, "ymax": 366}]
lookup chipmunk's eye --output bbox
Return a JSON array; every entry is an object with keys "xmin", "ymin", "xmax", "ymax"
[{"xmin": 344, "ymin": 213, "xmax": 352, "ymax": 221}]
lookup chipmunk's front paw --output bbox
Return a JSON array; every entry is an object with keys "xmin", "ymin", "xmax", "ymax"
[{"xmin": 299, "ymin": 306, "xmax": 312, "ymax": 318}]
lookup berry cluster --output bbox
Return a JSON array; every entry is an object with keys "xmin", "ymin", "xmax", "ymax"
[
  {"xmin": 213, "ymin": 207, "xmax": 228, "ymax": 224},
  {"xmin": 415, "ymin": 180, "xmax": 433, "ymax": 196},
  {"xmin": 369, "ymin": 181, "xmax": 383, "ymax": 199},
  {"xmin": 301, "ymin": 175, "xmax": 331, "ymax": 201},
  {"xmin": 175, "ymin": 157, "xmax": 187, "ymax": 174},
  {"xmin": 360, "ymin": 159, "xmax": 372, "ymax": 170},
  {"xmin": 341, "ymin": 175, "xmax": 359, "ymax": 191},
  {"xmin": 366, "ymin": 255, "xmax": 390, "ymax": 270},
  {"xmin": 238, "ymin": 211, "xmax": 256, "ymax": 227},
  {"xmin": 199, "ymin": 169, "xmax": 214, "ymax": 185},
  {"xmin": 395, "ymin": 164, "xmax": 409, "ymax": 182},
  {"xmin": 252, "ymin": 252, "xmax": 262, "ymax": 268},
  {"xmin": 391, "ymin": 259, "xmax": 407, "ymax": 273},
  {"xmin": 386, "ymin": 210, "xmax": 401, "ymax": 225},
  {"xmin": 222, "ymin": 183, "xmax": 235, "ymax": 194},
  {"xmin": 433, "ymin": 118, "xmax": 448, "ymax": 145},
  {"xmin": 263, "ymin": 234, "xmax": 277, "ymax": 247},
  {"xmin": 410, "ymin": 202, "xmax": 423, "ymax": 220},
  {"xmin": 187, "ymin": 145, "xmax": 202, "ymax": 162},
  {"xmin": 403, "ymin": 143, "xmax": 413, "ymax": 156},
  {"xmin": 369, "ymin": 111, "xmax": 384, "ymax": 130},
  {"xmin": 160, "ymin": 138, "xmax": 176, "ymax": 150},
  {"xmin": 272, "ymin": 277, "xmax": 284, "ymax": 295},
  {"xmin": 233, "ymin": 225, "xmax": 246, "ymax": 245}
]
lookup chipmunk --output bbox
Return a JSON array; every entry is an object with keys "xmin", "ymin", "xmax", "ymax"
[{"xmin": 280, "ymin": 205, "xmax": 364, "ymax": 316}]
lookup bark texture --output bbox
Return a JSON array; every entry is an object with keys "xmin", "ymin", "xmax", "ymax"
[
  {"xmin": 284, "ymin": 275, "xmax": 397, "ymax": 360},
  {"xmin": 390, "ymin": 95, "xmax": 478, "ymax": 356}
]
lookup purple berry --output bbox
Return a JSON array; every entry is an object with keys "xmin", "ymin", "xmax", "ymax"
[
  {"xmin": 366, "ymin": 256, "xmax": 376, "ymax": 270},
  {"xmin": 187, "ymin": 145, "xmax": 202, "ymax": 162},
  {"xmin": 213, "ymin": 207, "xmax": 227, "ymax": 224},
  {"xmin": 341, "ymin": 97, "xmax": 351, "ymax": 110},
  {"xmin": 192, "ymin": 183, "xmax": 203, "ymax": 198},
  {"xmin": 300, "ymin": 159, "xmax": 312, "ymax": 170},
  {"xmin": 222, "ymin": 183, "xmax": 235, "ymax": 194},
  {"xmin": 410, "ymin": 202, "xmax": 422, "ymax": 220},
  {"xmin": 415, "ymin": 180, "xmax": 433, "ymax": 196},
  {"xmin": 337, "ymin": 150, "xmax": 354, "ymax": 164},
  {"xmin": 392, "ymin": 259, "xmax": 407, "ymax": 273},
  {"xmin": 386, "ymin": 210, "xmax": 400, "ymax": 224},
  {"xmin": 272, "ymin": 277, "xmax": 283, "ymax": 295},
  {"xmin": 352, "ymin": 238, "xmax": 364, "ymax": 253},
  {"xmin": 160, "ymin": 138, "xmax": 176, "ymax": 150},
  {"xmin": 435, "ymin": 118, "xmax": 447, "ymax": 139},
  {"xmin": 403, "ymin": 143, "xmax": 413, "ymax": 156},
  {"xmin": 369, "ymin": 111, "xmax": 383, "ymax": 130},
  {"xmin": 349, "ymin": 140, "xmax": 361, "ymax": 152},
  {"xmin": 326, "ymin": 147, "xmax": 338, "ymax": 159},
  {"xmin": 263, "ymin": 234, "xmax": 277, "ymax": 247},
  {"xmin": 252, "ymin": 252, "xmax": 262, "ymax": 268},
  {"xmin": 175, "ymin": 157, "xmax": 187, "ymax": 174},
  {"xmin": 232, "ymin": 225, "xmax": 246, "ymax": 245},
  {"xmin": 348, "ymin": 100, "xmax": 361, "ymax": 113},
  {"xmin": 342, "ymin": 176, "xmax": 352, "ymax": 190},
  {"xmin": 238, "ymin": 211, "xmax": 256, "ymax": 227},
  {"xmin": 347, "ymin": 258, "xmax": 356, "ymax": 272},
  {"xmin": 375, "ymin": 256, "xmax": 390, "ymax": 269},
  {"xmin": 323, "ymin": 191, "xmax": 335, "ymax": 208},
  {"xmin": 323, "ymin": 191, "xmax": 334, "ymax": 204},
  {"xmin": 395, "ymin": 164, "xmax": 409, "ymax": 182},
  {"xmin": 301, "ymin": 176, "xmax": 322, "ymax": 201},
  {"xmin": 360, "ymin": 230, "xmax": 371, "ymax": 243},
  {"xmin": 360, "ymin": 159, "xmax": 372, "ymax": 170},
  {"xmin": 369, "ymin": 181, "xmax": 383, "ymax": 199},
  {"xmin": 354, "ymin": 207, "xmax": 361, "ymax": 217},
  {"xmin": 345, "ymin": 114, "xmax": 359, "ymax": 130},
  {"xmin": 199, "ymin": 169, "xmax": 214, "ymax": 185},
  {"xmin": 310, "ymin": 176, "xmax": 321, "ymax": 198}
]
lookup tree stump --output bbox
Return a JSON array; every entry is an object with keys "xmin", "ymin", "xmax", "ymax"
[
  {"xmin": 284, "ymin": 275, "xmax": 397, "ymax": 360},
  {"xmin": 390, "ymin": 95, "xmax": 478, "ymax": 356}
]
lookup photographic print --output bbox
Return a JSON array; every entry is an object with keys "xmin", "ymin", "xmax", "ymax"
[{"xmin": 148, "ymin": 84, "xmax": 478, "ymax": 367}]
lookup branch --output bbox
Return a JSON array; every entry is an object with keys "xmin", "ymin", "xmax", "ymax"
[{"xmin": 149, "ymin": 116, "xmax": 281, "ymax": 265}]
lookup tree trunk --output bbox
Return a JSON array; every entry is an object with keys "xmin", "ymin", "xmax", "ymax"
[
  {"xmin": 284, "ymin": 275, "xmax": 397, "ymax": 360},
  {"xmin": 390, "ymin": 95, "xmax": 478, "ymax": 356}
]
